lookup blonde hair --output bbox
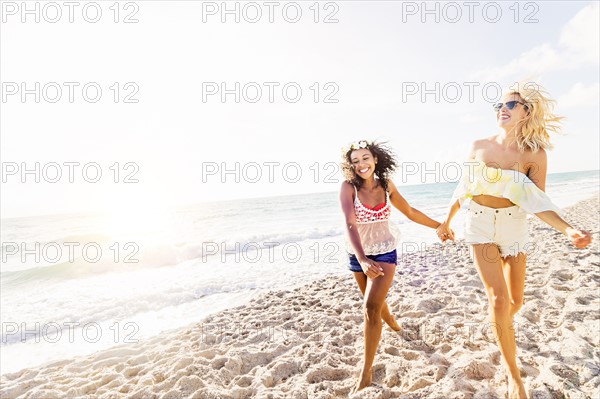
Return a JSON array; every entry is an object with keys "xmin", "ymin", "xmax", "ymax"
[{"xmin": 505, "ymin": 82, "xmax": 564, "ymax": 152}]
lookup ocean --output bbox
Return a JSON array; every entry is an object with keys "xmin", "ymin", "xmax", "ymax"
[{"xmin": 1, "ymin": 169, "xmax": 598, "ymax": 374}]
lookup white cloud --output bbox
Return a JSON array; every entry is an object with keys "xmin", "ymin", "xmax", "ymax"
[
  {"xmin": 476, "ymin": 43, "xmax": 559, "ymax": 81},
  {"xmin": 559, "ymin": 2, "xmax": 600, "ymax": 66},
  {"xmin": 558, "ymin": 82, "xmax": 600, "ymax": 108},
  {"xmin": 472, "ymin": 3, "xmax": 599, "ymax": 81}
]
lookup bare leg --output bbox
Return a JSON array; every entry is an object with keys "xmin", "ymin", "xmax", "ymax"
[
  {"xmin": 472, "ymin": 244, "xmax": 527, "ymax": 399},
  {"xmin": 502, "ymin": 252, "xmax": 527, "ymax": 397},
  {"xmin": 352, "ymin": 262, "xmax": 396, "ymax": 394},
  {"xmin": 502, "ymin": 252, "xmax": 526, "ymax": 318},
  {"xmin": 352, "ymin": 271, "xmax": 400, "ymax": 331}
]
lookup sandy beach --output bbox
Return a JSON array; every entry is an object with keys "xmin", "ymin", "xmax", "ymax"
[{"xmin": 1, "ymin": 194, "xmax": 598, "ymax": 399}]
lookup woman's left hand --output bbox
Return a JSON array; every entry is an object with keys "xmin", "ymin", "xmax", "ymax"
[
  {"xmin": 436, "ymin": 222, "xmax": 455, "ymax": 242},
  {"xmin": 565, "ymin": 227, "xmax": 592, "ymax": 248}
]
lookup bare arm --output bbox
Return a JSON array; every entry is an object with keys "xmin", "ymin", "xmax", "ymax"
[
  {"xmin": 443, "ymin": 200, "xmax": 461, "ymax": 225},
  {"xmin": 528, "ymin": 151, "xmax": 592, "ymax": 248},
  {"xmin": 388, "ymin": 180, "xmax": 441, "ymax": 229},
  {"xmin": 436, "ymin": 142, "xmax": 479, "ymax": 241},
  {"xmin": 340, "ymin": 182, "xmax": 367, "ymax": 260},
  {"xmin": 435, "ymin": 200, "xmax": 460, "ymax": 241}
]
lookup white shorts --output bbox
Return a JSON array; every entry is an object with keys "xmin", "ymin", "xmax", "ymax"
[{"xmin": 464, "ymin": 201, "xmax": 529, "ymax": 258}]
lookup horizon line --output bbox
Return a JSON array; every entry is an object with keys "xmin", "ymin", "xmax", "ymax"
[{"xmin": 2, "ymin": 168, "xmax": 598, "ymax": 222}]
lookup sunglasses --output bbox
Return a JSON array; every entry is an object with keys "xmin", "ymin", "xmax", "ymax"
[{"xmin": 493, "ymin": 100, "xmax": 527, "ymax": 112}]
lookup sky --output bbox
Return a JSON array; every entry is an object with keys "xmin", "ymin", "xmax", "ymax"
[{"xmin": 1, "ymin": 0, "xmax": 599, "ymax": 218}]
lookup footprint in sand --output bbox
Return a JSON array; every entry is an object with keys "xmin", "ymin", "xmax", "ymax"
[
  {"xmin": 266, "ymin": 361, "xmax": 301, "ymax": 385},
  {"xmin": 463, "ymin": 360, "xmax": 496, "ymax": 380},
  {"xmin": 565, "ymin": 311, "xmax": 592, "ymax": 323},
  {"xmin": 399, "ymin": 350, "xmax": 420, "ymax": 361},
  {"xmin": 526, "ymin": 275, "xmax": 549, "ymax": 289},
  {"xmin": 519, "ymin": 361, "xmax": 540, "ymax": 378},
  {"xmin": 305, "ymin": 367, "xmax": 351, "ymax": 383},
  {"xmin": 575, "ymin": 296, "xmax": 593, "ymax": 305},
  {"xmin": 549, "ymin": 364, "xmax": 580, "ymax": 386},
  {"xmin": 521, "ymin": 309, "xmax": 541, "ymax": 323},
  {"xmin": 550, "ymin": 283, "xmax": 574, "ymax": 292},
  {"xmin": 174, "ymin": 375, "xmax": 204, "ymax": 394},
  {"xmin": 407, "ymin": 377, "xmax": 435, "ymax": 392},
  {"xmin": 416, "ymin": 299, "xmax": 446, "ymax": 313},
  {"xmin": 542, "ymin": 310, "xmax": 563, "ymax": 329},
  {"xmin": 234, "ymin": 376, "xmax": 252, "ymax": 388},
  {"xmin": 551, "ymin": 270, "xmax": 574, "ymax": 281},
  {"xmin": 383, "ymin": 346, "xmax": 400, "ymax": 356},
  {"xmin": 527, "ymin": 288, "xmax": 548, "ymax": 299}
]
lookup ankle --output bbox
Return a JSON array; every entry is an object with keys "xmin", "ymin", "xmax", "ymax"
[{"xmin": 508, "ymin": 372, "xmax": 522, "ymax": 382}]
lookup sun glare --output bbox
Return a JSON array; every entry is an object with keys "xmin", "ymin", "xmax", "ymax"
[{"xmin": 101, "ymin": 195, "xmax": 178, "ymax": 241}]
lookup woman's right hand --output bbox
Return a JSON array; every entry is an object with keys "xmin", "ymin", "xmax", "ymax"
[
  {"xmin": 359, "ymin": 257, "xmax": 384, "ymax": 279},
  {"xmin": 436, "ymin": 222, "xmax": 455, "ymax": 242}
]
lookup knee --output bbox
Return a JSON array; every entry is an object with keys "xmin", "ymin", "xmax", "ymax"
[
  {"xmin": 363, "ymin": 301, "xmax": 383, "ymax": 322},
  {"xmin": 510, "ymin": 297, "xmax": 523, "ymax": 314},
  {"xmin": 488, "ymin": 294, "xmax": 510, "ymax": 314}
]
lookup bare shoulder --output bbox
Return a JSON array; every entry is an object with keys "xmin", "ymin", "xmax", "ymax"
[
  {"xmin": 468, "ymin": 136, "xmax": 494, "ymax": 157},
  {"xmin": 531, "ymin": 147, "xmax": 547, "ymax": 161},
  {"xmin": 474, "ymin": 136, "xmax": 497, "ymax": 147},
  {"xmin": 526, "ymin": 148, "xmax": 547, "ymax": 173},
  {"xmin": 340, "ymin": 180, "xmax": 354, "ymax": 194},
  {"xmin": 386, "ymin": 179, "xmax": 398, "ymax": 194}
]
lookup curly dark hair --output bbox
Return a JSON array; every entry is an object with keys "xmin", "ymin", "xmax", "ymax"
[{"xmin": 340, "ymin": 140, "xmax": 398, "ymax": 192}]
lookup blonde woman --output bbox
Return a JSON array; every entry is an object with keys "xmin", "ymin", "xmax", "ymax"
[{"xmin": 436, "ymin": 83, "xmax": 592, "ymax": 398}]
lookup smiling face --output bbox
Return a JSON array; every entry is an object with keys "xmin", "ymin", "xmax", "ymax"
[
  {"xmin": 496, "ymin": 93, "xmax": 529, "ymax": 129},
  {"xmin": 350, "ymin": 148, "xmax": 377, "ymax": 180}
]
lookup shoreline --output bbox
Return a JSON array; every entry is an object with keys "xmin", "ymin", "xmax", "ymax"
[{"xmin": 1, "ymin": 194, "xmax": 599, "ymax": 399}]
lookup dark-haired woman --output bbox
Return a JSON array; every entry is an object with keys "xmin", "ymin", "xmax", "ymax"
[{"xmin": 339, "ymin": 140, "xmax": 445, "ymax": 393}]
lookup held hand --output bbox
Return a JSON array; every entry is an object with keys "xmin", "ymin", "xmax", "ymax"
[
  {"xmin": 565, "ymin": 228, "xmax": 592, "ymax": 249},
  {"xmin": 359, "ymin": 258, "xmax": 384, "ymax": 279},
  {"xmin": 436, "ymin": 222, "xmax": 455, "ymax": 242}
]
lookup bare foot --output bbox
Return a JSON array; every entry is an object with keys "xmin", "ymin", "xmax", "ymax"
[
  {"xmin": 386, "ymin": 315, "xmax": 401, "ymax": 332},
  {"xmin": 508, "ymin": 376, "xmax": 527, "ymax": 399},
  {"xmin": 351, "ymin": 370, "xmax": 372, "ymax": 394}
]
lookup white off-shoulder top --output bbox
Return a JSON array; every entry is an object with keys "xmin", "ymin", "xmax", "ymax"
[{"xmin": 450, "ymin": 160, "xmax": 562, "ymax": 215}]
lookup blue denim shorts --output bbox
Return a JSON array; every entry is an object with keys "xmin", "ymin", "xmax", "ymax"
[{"xmin": 348, "ymin": 250, "xmax": 397, "ymax": 272}]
